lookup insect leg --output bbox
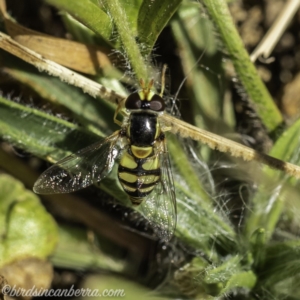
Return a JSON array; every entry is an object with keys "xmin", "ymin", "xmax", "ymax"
[{"xmin": 113, "ymin": 98, "xmax": 127, "ymax": 126}]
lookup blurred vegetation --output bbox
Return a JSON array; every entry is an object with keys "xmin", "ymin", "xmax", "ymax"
[{"xmin": 1, "ymin": 0, "xmax": 300, "ymax": 299}]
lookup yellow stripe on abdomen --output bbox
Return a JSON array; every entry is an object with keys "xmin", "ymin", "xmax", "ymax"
[{"xmin": 118, "ymin": 150, "xmax": 160, "ymax": 203}]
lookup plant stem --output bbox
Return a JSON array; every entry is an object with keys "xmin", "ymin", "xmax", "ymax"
[
  {"xmin": 201, "ymin": 0, "xmax": 283, "ymax": 132},
  {"xmin": 102, "ymin": 0, "xmax": 149, "ymax": 81}
]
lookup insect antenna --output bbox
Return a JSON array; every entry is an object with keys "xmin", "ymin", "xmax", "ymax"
[
  {"xmin": 173, "ymin": 47, "xmax": 207, "ymax": 104},
  {"xmin": 160, "ymin": 64, "xmax": 168, "ymax": 97}
]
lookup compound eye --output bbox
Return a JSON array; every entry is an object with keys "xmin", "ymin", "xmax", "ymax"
[
  {"xmin": 149, "ymin": 94, "xmax": 165, "ymax": 111},
  {"xmin": 125, "ymin": 92, "xmax": 141, "ymax": 109}
]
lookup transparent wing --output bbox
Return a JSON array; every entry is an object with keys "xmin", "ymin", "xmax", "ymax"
[
  {"xmin": 138, "ymin": 139, "xmax": 177, "ymax": 241},
  {"xmin": 34, "ymin": 131, "xmax": 123, "ymax": 194}
]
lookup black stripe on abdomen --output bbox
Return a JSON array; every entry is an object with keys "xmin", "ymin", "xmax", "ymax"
[
  {"xmin": 126, "ymin": 189, "xmax": 153, "ymax": 201},
  {"xmin": 118, "ymin": 151, "xmax": 161, "ymax": 203},
  {"xmin": 119, "ymin": 178, "xmax": 160, "ymax": 189},
  {"xmin": 118, "ymin": 165, "xmax": 160, "ymax": 176}
]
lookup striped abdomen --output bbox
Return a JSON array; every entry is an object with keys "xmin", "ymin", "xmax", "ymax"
[
  {"xmin": 118, "ymin": 152, "xmax": 160, "ymax": 204},
  {"xmin": 118, "ymin": 112, "xmax": 161, "ymax": 205}
]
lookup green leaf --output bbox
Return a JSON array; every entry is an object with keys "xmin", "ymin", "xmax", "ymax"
[
  {"xmin": 250, "ymin": 228, "xmax": 266, "ymax": 268},
  {"xmin": 0, "ymin": 174, "xmax": 58, "ymax": 267},
  {"xmin": 121, "ymin": 0, "xmax": 143, "ymax": 37},
  {"xmin": 204, "ymin": 255, "xmax": 256, "ymax": 296},
  {"xmin": 258, "ymin": 240, "xmax": 300, "ymax": 290},
  {"xmin": 175, "ymin": 180, "xmax": 237, "ymax": 254},
  {"xmin": 267, "ymin": 118, "xmax": 300, "ymax": 177},
  {"xmin": 244, "ymin": 118, "xmax": 300, "ymax": 241},
  {"xmin": 61, "ymin": 13, "xmax": 99, "ymax": 45},
  {"xmin": 0, "ymin": 175, "xmax": 25, "ymax": 237},
  {"xmin": 220, "ymin": 271, "xmax": 257, "ymax": 295},
  {"xmin": 137, "ymin": 0, "xmax": 182, "ymax": 54},
  {"xmin": 45, "ymin": 0, "xmax": 113, "ymax": 45},
  {"xmin": 82, "ymin": 274, "xmax": 168, "ymax": 300},
  {"xmin": 171, "ymin": 3, "xmax": 226, "ymax": 128},
  {"xmin": 0, "ymin": 95, "xmax": 99, "ymax": 162},
  {"xmin": 0, "ymin": 96, "xmax": 127, "ymax": 202},
  {"xmin": 167, "ymin": 135, "xmax": 211, "ymax": 203},
  {"xmin": 177, "ymin": 255, "xmax": 256, "ymax": 297},
  {"xmin": 4, "ymin": 61, "xmax": 117, "ymax": 137},
  {"xmin": 51, "ymin": 225, "xmax": 126, "ymax": 272}
]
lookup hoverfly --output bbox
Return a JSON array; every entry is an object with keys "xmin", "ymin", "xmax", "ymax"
[
  {"xmin": 33, "ymin": 79, "xmax": 177, "ymax": 241},
  {"xmin": 4, "ymin": 29, "xmax": 300, "ymax": 241}
]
